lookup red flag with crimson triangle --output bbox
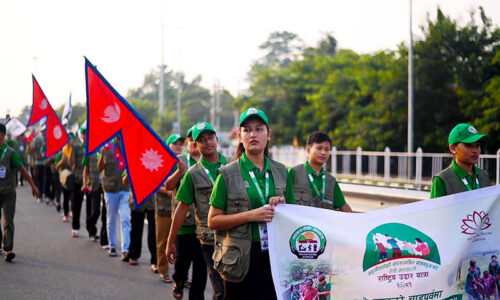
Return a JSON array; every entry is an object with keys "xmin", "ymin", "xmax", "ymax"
[
  {"xmin": 84, "ymin": 58, "xmax": 178, "ymax": 208},
  {"xmin": 27, "ymin": 75, "xmax": 69, "ymax": 158}
]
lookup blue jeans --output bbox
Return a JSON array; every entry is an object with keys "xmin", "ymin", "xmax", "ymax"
[{"xmin": 104, "ymin": 191, "xmax": 131, "ymax": 252}]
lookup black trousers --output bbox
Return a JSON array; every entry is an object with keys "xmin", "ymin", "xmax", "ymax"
[
  {"xmin": 99, "ymin": 196, "xmax": 108, "ymax": 246},
  {"xmin": 128, "ymin": 209, "xmax": 157, "ymax": 264},
  {"xmin": 224, "ymin": 242, "xmax": 277, "ymax": 300},
  {"xmin": 43, "ymin": 165, "xmax": 54, "ymax": 201},
  {"xmin": 85, "ymin": 187, "xmax": 102, "ymax": 237},
  {"xmin": 52, "ymin": 170, "xmax": 61, "ymax": 205},
  {"xmin": 201, "ymin": 244, "xmax": 224, "ymax": 300},
  {"xmin": 35, "ymin": 165, "xmax": 45, "ymax": 198},
  {"xmin": 71, "ymin": 183, "xmax": 84, "ymax": 230},
  {"xmin": 62, "ymin": 187, "xmax": 72, "ymax": 217},
  {"xmin": 173, "ymin": 233, "xmax": 207, "ymax": 300}
]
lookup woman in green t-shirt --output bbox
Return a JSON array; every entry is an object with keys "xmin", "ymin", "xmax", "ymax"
[{"xmin": 208, "ymin": 107, "xmax": 294, "ymax": 300}]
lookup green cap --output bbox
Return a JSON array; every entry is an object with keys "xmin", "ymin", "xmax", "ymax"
[
  {"xmin": 448, "ymin": 123, "xmax": 490, "ymax": 145},
  {"xmin": 187, "ymin": 123, "xmax": 199, "ymax": 138},
  {"xmin": 239, "ymin": 107, "xmax": 269, "ymax": 127},
  {"xmin": 166, "ymin": 133, "xmax": 185, "ymax": 146},
  {"xmin": 192, "ymin": 122, "xmax": 216, "ymax": 141}
]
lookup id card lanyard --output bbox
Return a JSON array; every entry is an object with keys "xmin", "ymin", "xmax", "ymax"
[
  {"xmin": 187, "ymin": 153, "xmax": 191, "ymax": 168},
  {"xmin": 249, "ymin": 169, "xmax": 270, "ymax": 251},
  {"xmin": 0, "ymin": 147, "xmax": 7, "ymax": 162},
  {"xmin": 203, "ymin": 160, "xmax": 225, "ymax": 185},
  {"xmin": 308, "ymin": 172, "xmax": 325, "ymax": 201},
  {"xmin": 461, "ymin": 177, "xmax": 480, "ymax": 191}
]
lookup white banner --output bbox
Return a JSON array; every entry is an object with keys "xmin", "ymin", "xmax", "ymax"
[
  {"xmin": 268, "ymin": 185, "xmax": 500, "ymax": 300},
  {"xmin": 6, "ymin": 118, "xmax": 27, "ymax": 137}
]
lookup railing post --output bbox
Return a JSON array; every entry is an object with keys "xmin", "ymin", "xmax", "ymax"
[
  {"xmin": 384, "ymin": 147, "xmax": 390, "ymax": 183},
  {"xmin": 356, "ymin": 147, "xmax": 362, "ymax": 178},
  {"xmin": 497, "ymin": 148, "xmax": 500, "ymax": 185},
  {"xmin": 416, "ymin": 147, "xmax": 423, "ymax": 189},
  {"xmin": 331, "ymin": 147, "xmax": 337, "ymax": 177}
]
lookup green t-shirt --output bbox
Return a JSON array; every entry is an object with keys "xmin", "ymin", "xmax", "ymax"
[
  {"xmin": 317, "ymin": 281, "xmax": 331, "ymax": 300},
  {"xmin": 0, "ymin": 144, "xmax": 23, "ymax": 169},
  {"xmin": 209, "ymin": 153, "xmax": 295, "ymax": 242},
  {"xmin": 430, "ymin": 160, "xmax": 481, "ymax": 198},
  {"xmin": 287, "ymin": 161, "xmax": 346, "ymax": 209},
  {"xmin": 182, "ymin": 152, "xmax": 199, "ymax": 168},
  {"xmin": 176, "ymin": 153, "xmax": 227, "ymax": 206}
]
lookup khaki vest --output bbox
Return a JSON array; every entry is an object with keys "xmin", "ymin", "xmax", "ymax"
[
  {"xmin": 172, "ymin": 154, "xmax": 195, "ymax": 226},
  {"xmin": 73, "ymin": 144, "xmax": 85, "ymax": 185},
  {"xmin": 88, "ymin": 154, "xmax": 101, "ymax": 190},
  {"xmin": 433, "ymin": 165, "xmax": 491, "ymax": 196},
  {"xmin": 102, "ymin": 147, "xmax": 126, "ymax": 193},
  {"xmin": 129, "ymin": 192, "xmax": 155, "ymax": 212},
  {"xmin": 293, "ymin": 164, "xmax": 336, "ymax": 209},
  {"xmin": 0, "ymin": 146, "xmax": 16, "ymax": 194},
  {"xmin": 212, "ymin": 158, "xmax": 287, "ymax": 282},
  {"xmin": 188, "ymin": 162, "xmax": 216, "ymax": 245}
]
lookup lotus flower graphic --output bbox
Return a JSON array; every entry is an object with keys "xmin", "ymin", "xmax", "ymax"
[{"xmin": 461, "ymin": 211, "xmax": 491, "ymax": 235}]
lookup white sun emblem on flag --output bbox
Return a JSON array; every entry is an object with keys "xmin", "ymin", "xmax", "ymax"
[{"xmin": 140, "ymin": 148, "xmax": 164, "ymax": 172}]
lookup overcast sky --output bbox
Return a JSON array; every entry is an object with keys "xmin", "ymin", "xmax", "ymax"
[{"xmin": 1, "ymin": 0, "xmax": 499, "ymax": 118}]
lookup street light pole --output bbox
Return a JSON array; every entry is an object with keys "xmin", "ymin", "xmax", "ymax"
[{"xmin": 408, "ymin": 0, "xmax": 414, "ymax": 180}]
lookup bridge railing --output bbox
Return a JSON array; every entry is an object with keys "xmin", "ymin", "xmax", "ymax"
[{"xmin": 219, "ymin": 145, "xmax": 500, "ymax": 190}]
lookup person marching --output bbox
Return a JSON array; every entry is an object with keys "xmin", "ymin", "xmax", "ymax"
[
  {"xmin": 288, "ymin": 131, "xmax": 352, "ymax": 212},
  {"xmin": 123, "ymin": 172, "xmax": 157, "ymax": 270},
  {"xmin": 69, "ymin": 133, "xmax": 86, "ymax": 238},
  {"xmin": 55, "ymin": 135, "xmax": 76, "ymax": 224},
  {"xmin": 208, "ymin": 107, "xmax": 295, "ymax": 300},
  {"xmin": 98, "ymin": 139, "xmax": 131, "ymax": 259},
  {"xmin": 164, "ymin": 124, "xmax": 205, "ymax": 300},
  {"xmin": 81, "ymin": 126, "xmax": 107, "ymax": 244},
  {"xmin": 155, "ymin": 133, "xmax": 184, "ymax": 284},
  {"xmin": 167, "ymin": 122, "xmax": 226, "ymax": 300},
  {"xmin": 430, "ymin": 123, "xmax": 491, "ymax": 198},
  {"xmin": 0, "ymin": 123, "xmax": 40, "ymax": 262}
]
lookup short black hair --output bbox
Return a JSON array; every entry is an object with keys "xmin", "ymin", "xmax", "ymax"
[
  {"xmin": 306, "ymin": 131, "xmax": 332, "ymax": 147},
  {"xmin": 0, "ymin": 123, "xmax": 6, "ymax": 135}
]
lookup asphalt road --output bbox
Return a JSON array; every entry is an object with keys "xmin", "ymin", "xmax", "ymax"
[{"xmin": 0, "ymin": 185, "xmax": 212, "ymax": 300}]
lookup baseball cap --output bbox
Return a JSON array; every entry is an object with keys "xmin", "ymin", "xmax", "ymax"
[
  {"xmin": 191, "ymin": 122, "xmax": 216, "ymax": 141},
  {"xmin": 238, "ymin": 107, "xmax": 269, "ymax": 127},
  {"xmin": 187, "ymin": 123, "xmax": 199, "ymax": 138},
  {"xmin": 166, "ymin": 133, "xmax": 185, "ymax": 146},
  {"xmin": 448, "ymin": 123, "xmax": 490, "ymax": 146}
]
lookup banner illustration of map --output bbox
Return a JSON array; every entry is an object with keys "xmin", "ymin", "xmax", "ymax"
[{"xmin": 268, "ymin": 185, "xmax": 500, "ymax": 300}]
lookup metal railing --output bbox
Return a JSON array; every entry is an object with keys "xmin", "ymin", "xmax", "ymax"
[{"xmin": 220, "ymin": 145, "xmax": 500, "ymax": 190}]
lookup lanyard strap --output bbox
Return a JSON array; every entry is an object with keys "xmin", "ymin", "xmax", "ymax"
[
  {"xmin": 0, "ymin": 147, "xmax": 8, "ymax": 162},
  {"xmin": 461, "ymin": 177, "xmax": 480, "ymax": 191},
  {"xmin": 187, "ymin": 153, "xmax": 191, "ymax": 168},
  {"xmin": 308, "ymin": 173, "xmax": 326, "ymax": 201},
  {"xmin": 203, "ymin": 167, "xmax": 214, "ymax": 184},
  {"xmin": 249, "ymin": 170, "xmax": 269, "ymax": 206}
]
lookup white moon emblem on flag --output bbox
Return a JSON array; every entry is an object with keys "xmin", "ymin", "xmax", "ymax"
[
  {"xmin": 140, "ymin": 148, "xmax": 164, "ymax": 172},
  {"xmin": 53, "ymin": 125, "xmax": 62, "ymax": 140},
  {"xmin": 40, "ymin": 98, "xmax": 48, "ymax": 110},
  {"xmin": 100, "ymin": 102, "xmax": 121, "ymax": 123}
]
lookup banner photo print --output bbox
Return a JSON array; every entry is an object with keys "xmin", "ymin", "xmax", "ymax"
[{"xmin": 268, "ymin": 185, "xmax": 500, "ymax": 300}]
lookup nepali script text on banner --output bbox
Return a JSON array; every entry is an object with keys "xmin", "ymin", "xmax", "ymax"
[{"xmin": 268, "ymin": 185, "xmax": 500, "ymax": 300}]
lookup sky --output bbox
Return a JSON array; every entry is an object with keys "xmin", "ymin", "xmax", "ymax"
[{"xmin": 1, "ymin": 0, "xmax": 499, "ymax": 118}]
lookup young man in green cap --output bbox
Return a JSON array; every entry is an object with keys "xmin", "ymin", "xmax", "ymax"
[
  {"xmin": 167, "ymin": 122, "xmax": 227, "ymax": 300},
  {"xmin": 155, "ymin": 133, "xmax": 184, "ymax": 283},
  {"xmin": 431, "ymin": 123, "xmax": 491, "ymax": 198},
  {"xmin": 163, "ymin": 124, "xmax": 202, "ymax": 299},
  {"xmin": 288, "ymin": 131, "xmax": 352, "ymax": 212},
  {"xmin": 0, "ymin": 123, "xmax": 40, "ymax": 262}
]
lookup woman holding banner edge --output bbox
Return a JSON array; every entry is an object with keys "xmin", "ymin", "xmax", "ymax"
[{"xmin": 208, "ymin": 107, "xmax": 295, "ymax": 300}]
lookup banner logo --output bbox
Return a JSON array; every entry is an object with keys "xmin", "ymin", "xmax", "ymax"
[
  {"xmin": 461, "ymin": 211, "xmax": 491, "ymax": 235},
  {"xmin": 289, "ymin": 225, "xmax": 326, "ymax": 259}
]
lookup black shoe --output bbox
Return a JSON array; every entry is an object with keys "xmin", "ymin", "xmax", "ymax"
[
  {"xmin": 172, "ymin": 283, "xmax": 183, "ymax": 300},
  {"xmin": 121, "ymin": 252, "xmax": 129, "ymax": 262},
  {"xmin": 5, "ymin": 251, "xmax": 15, "ymax": 262},
  {"xmin": 56, "ymin": 204, "xmax": 61, "ymax": 213},
  {"xmin": 108, "ymin": 248, "xmax": 117, "ymax": 257}
]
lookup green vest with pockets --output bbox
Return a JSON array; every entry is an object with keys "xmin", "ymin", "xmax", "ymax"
[
  {"xmin": 293, "ymin": 163, "xmax": 336, "ymax": 209},
  {"xmin": 102, "ymin": 147, "xmax": 126, "ymax": 193},
  {"xmin": 212, "ymin": 158, "xmax": 287, "ymax": 282},
  {"xmin": 88, "ymin": 154, "xmax": 101, "ymax": 190},
  {"xmin": 0, "ymin": 147, "xmax": 16, "ymax": 194},
  {"xmin": 155, "ymin": 190, "xmax": 172, "ymax": 217},
  {"xmin": 188, "ymin": 162, "xmax": 216, "ymax": 245},
  {"xmin": 433, "ymin": 165, "xmax": 491, "ymax": 196}
]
